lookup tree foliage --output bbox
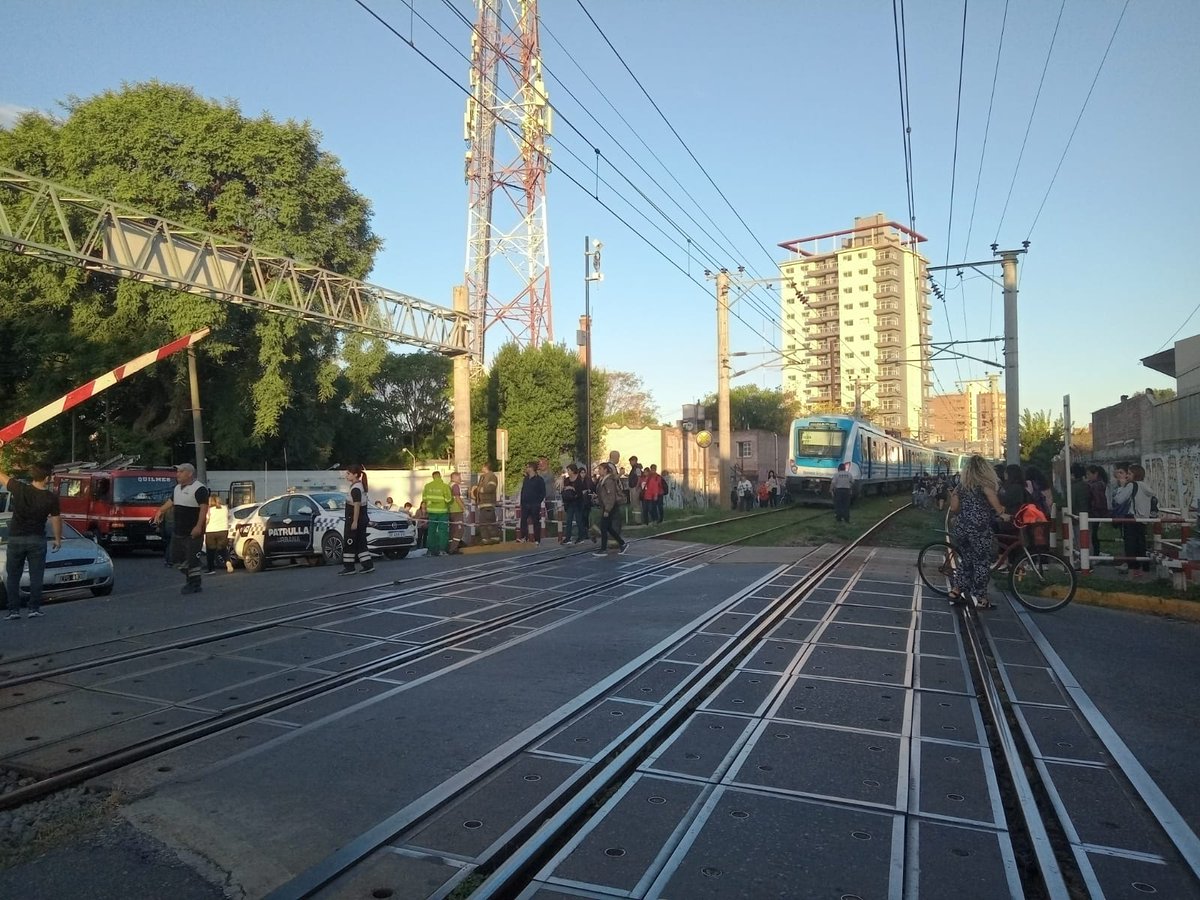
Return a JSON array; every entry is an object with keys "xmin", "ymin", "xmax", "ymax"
[
  {"xmin": 600, "ymin": 369, "xmax": 659, "ymax": 428},
  {"xmin": 0, "ymin": 81, "xmax": 382, "ymax": 469},
  {"xmin": 471, "ymin": 343, "xmax": 604, "ymax": 489},
  {"xmin": 1019, "ymin": 409, "xmax": 1064, "ymax": 474},
  {"xmin": 702, "ymin": 385, "xmax": 804, "ymax": 435},
  {"xmin": 355, "ymin": 352, "xmax": 453, "ymax": 466}
]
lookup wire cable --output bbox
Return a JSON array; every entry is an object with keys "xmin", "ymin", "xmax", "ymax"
[
  {"xmin": 962, "ymin": 0, "xmax": 1008, "ymax": 258},
  {"xmin": 945, "ymin": 0, "xmax": 969, "ymax": 377},
  {"xmin": 994, "ymin": 0, "xmax": 1066, "ymax": 240},
  {"xmin": 1027, "ymin": 0, "xmax": 1130, "ymax": 239}
]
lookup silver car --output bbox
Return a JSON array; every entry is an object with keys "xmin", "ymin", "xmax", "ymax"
[{"xmin": 0, "ymin": 518, "xmax": 116, "ymax": 603}]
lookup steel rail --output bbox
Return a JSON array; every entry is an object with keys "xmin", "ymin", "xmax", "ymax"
[
  {"xmin": 464, "ymin": 509, "xmax": 908, "ymax": 900},
  {"xmin": 0, "ymin": 506, "xmax": 796, "ymax": 689},
  {"xmin": 957, "ymin": 607, "xmax": 1072, "ymax": 900},
  {"xmin": 0, "ymin": 513, "xmax": 811, "ymax": 812}
]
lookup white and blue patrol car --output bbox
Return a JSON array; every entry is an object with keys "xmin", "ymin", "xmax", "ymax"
[{"xmin": 228, "ymin": 491, "xmax": 416, "ymax": 573}]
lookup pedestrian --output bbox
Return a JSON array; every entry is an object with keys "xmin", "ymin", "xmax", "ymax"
[
  {"xmin": 948, "ymin": 455, "xmax": 1010, "ymax": 609},
  {"xmin": 153, "ymin": 463, "xmax": 210, "ymax": 594},
  {"xmin": 422, "ymin": 471, "xmax": 453, "ymax": 557},
  {"xmin": 338, "ymin": 464, "xmax": 374, "ymax": 575},
  {"xmin": 737, "ymin": 473, "xmax": 753, "ymax": 511},
  {"xmin": 655, "ymin": 467, "xmax": 669, "ymax": 523},
  {"xmin": 160, "ymin": 504, "xmax": 175, "ymax": 567},
  {"xmin": 640, "ymin": 465, "xmax": 664, "ymax": 526},
  {"xmin": 1084, "ymin": 465, "xmax": 1109, "ymax": 555},
  {"xmin": 582, "ymin": 464, "xmax": 599, "ymax": 541},
  {"xmin": 592, "ymin": 463, "xmax": 629, "ymax": 556},
  {"xmin": 1024, "ymin": 466, "xmax": 1053, "ymax": 519},
  {"xmin": 1113, "ymin": 464, "xmax": 1155, "ymax": 576},
  {"xmin": 384, "ymin": 496, "xmax": 395, "ymax": 511},
  {"xmin": 204, "ymin": 493, "xmax": 229, "ymax": 574},
  {"xmin": 0, "ymin": 459, "xmax": 62, "ymax": 619},
  {"xmin": 415, "ymin": 501, "xmax": 428, "ymax": 549},
  {"xmin": 518, "ymin": 462, "xmax": 546, "ymax": 544},
  {"xmin": 560, "ymin": 463, "xmax": 586, "ymax": 544},
  {"xmin": 538, "ymin": 455, "xmax": 557, "ymax": 533},
  {"xmin": 766, "ymin": 470, "xmax": 780, "ymax": 508},
  {"xmin": 831, "ymin": 462, "xmax": 853, "ymax": 523},
  {"xmin": 756, "ymin": 480, "xmax": 770, "ymax": 508},
  {"xmin": 448, "ymin": 471, "xmax": 465, "ymax": 553},
  {"xmin": 473, "ymin": 461, "xmax": 500, "ymax": 544}
]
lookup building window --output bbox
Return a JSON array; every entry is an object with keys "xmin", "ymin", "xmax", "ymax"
[
  {"xmin": 843, "ymin": 287, "xmax": 853, "ymax": 294},
  {"xmin": 737, "ymin": 441, "xmax": 753, "ymax": 458},
  {"xmin": 860, "ymin": 301, "xmax": 869, "ymax": 307},
  {"xmin": 844, "ymin": 319, "xmax": 854, "ymax": 326},
  {"xmin": 859, "ymin": 284, "xmax": 869, "ymax": 291},
  {"xmin": 859, "ymin": 268, "xmax": 868, "ymax": 275},
  {"xmin": 858, "ymin": 252, "xmax": 868, "ymax": 258}
]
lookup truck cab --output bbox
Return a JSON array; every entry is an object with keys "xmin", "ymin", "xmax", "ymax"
[{"xmin": 52, "ymin": 468, "xmax": 177, "ymax": 550}]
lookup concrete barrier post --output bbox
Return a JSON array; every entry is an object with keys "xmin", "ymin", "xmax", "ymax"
[{"xmin": 1079, "ymin": 512, "xmax": 1090, "ymax": 575}]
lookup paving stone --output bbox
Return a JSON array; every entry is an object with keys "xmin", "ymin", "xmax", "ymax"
[
  {"xmin": 701, "ymin": 671, "xmax": 781, "ymax": 716},
  {"xmin": 908, "ymin": 819, "xmax": 1021, "ymax": 900},
  {"xmin": 642, "ymin": 712, "xmax": 755, "ymax": 781},
  {"xmin": 799, "ymin": 644, "xmax": 909, "ymax": 686},
  {"xmin": 771, "ymin": 676, "xmax": 909, "ymax": 734}
]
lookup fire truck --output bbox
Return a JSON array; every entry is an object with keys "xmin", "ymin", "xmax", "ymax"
[{"xmin": 51, "ymin": 460, "xmax": 177, "ymax": 550}]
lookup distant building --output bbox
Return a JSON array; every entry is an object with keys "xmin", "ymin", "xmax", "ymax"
[
  {"xmin": 778, "ymin": 213, "xmax": 933, "ymax": 437},
  {"xmin": 928, "ymin": 374, "xmax": 1005, "ymax": 455}
]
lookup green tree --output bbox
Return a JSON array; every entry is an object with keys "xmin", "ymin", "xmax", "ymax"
[
  {"xmin": 599, "ymin": 369, "xmax": 659, "ymax": 428},
  {"xmin": 471, "ymin": 343, "xmax": 603, "ymax": 490},
  {"xmin": 703, "ymin": 385, "xmax": 803, "ymax": 435},
  {"xmin": 356, "ymin": 352, "xmax": 453, "ymax": 465},
  {"xmin": 0, "ymin": 81, "xmax": 381, "ymax": 469},
  {"xmin": 1019, "ymin": 409, "xmax": 1064, "ymax": 474}
]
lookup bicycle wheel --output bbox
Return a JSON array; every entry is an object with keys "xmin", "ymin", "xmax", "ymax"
[
  {"xmin": 917, "ymin": 541, "xmax": 962, "ymax": 596},
  {"xmin": 1009, "ymin": 551, "xmax": 1076, "ymax": 612}
]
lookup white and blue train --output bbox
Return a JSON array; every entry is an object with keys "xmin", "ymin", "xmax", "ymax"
[{"xmin": 785, "ymin": 415, "xmax": 966, "ymax": 501}]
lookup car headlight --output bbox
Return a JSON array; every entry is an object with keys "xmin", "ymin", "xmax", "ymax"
[{"xmin": 96, "ymin": 548, "xmax": 112, "ymax": 564}]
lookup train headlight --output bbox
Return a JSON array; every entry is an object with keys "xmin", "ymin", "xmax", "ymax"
[{"xmin": 790, "ymin": 464, "xmax": 798, "ymax": 474}]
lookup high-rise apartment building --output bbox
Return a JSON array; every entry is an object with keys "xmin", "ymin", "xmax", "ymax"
[{"xmin": 778, "ymin": 214, "xmax": 932, "ymax": 437}]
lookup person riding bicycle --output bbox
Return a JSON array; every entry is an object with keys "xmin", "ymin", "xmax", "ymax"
[{"xmin": 948, "ymin": 455, "xmax": 1011, "ymax": 609}]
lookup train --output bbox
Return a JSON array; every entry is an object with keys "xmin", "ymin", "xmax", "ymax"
[{"xmin": 785, "ymin": 414, "xmax": 967, "ymax": 501}]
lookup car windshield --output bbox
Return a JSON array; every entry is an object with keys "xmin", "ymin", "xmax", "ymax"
[
  {"xmin": 796, "ymin": 426, "xmax": 848, "ymax": 459},
  {"xmin": 308, "ymin": 492, "xmax": 348, "ymax": 511},
  {"xmin": 0, "ymin": 519, "xmax": 83, "ymax": 544},
  {"xmin": 113, "ymin": 476, "xmax": 177, "ymax": 504}
]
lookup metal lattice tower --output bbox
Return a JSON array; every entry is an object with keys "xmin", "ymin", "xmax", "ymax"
[{"xmin": 464, "ymin": 0, "xmax": 552, "ymax": 365}]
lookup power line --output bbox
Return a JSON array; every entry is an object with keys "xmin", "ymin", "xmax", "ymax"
[
  {"xmin": 1027, "ymin": 0, "xmax": 1131, "ymax": 238},
  {"xmin": 437, "ymin": 0, "xmax": 786, "ymax": 332},
  {"xmin": 1155, "ymin": 299, "xmax": 1200, "ymax": 352},
  {"xmin": 961, "ymin": 0, "xmax": 1008, "ymax": 258},
  {"xmin": 574, "ymin": 0, "xmax": 781, "ymax": 277},
  {"xmin": 994, "ymin": 0, "xmax": 1066, "ymax": 240},
  {"xmin": 945, "ymin": 0, "xmax": 969, "ymax": 377},
  {"xmin": 349, "ymin": 0, "xmax": 787, "ymax": 356}
]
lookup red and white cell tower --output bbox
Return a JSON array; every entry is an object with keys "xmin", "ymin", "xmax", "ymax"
[{"xmin": 464, "ymin": 0, "xmax": 553, "ymax": 365}]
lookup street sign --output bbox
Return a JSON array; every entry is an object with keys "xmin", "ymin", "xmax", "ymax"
[
  {"xmin": 496, "ymin": 427, "xmax": 509, "ymax": 463},
  {"xmin": 695, "ymin": 430, "xmax": 712, "ymax": 448}
]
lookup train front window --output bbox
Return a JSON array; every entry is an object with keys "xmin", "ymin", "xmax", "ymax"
[{"xmin": 796, "ymin": 428, "xmax": 847, "ymax": 458}]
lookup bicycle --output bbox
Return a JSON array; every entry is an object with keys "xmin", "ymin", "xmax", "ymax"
[{"xmin": 916, "ymin": 523, "xmax": 1077, "ymax": 612}]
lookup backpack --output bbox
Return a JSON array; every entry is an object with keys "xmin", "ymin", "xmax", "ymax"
[
  {"xmin": 1112, "ymin": 483, "xmax": 1136, "ymax": 518},
  {"xmin": 1150, "ymin": 492, "xmax": 1159, "ymax": 516}
]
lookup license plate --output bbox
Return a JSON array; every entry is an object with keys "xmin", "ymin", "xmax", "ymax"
[
  {"xmin": 110, "ymin": 535, "xmax": 128, "ymax": 542},
  {"xmin": 146, "ymin": 534, "xmax": 161, "ymax": 541},
  {"xmin": 57, "ymin": 572, "xmax": 84, "ymax": 584}
]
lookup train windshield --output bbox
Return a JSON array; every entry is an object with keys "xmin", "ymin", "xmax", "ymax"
[{"xmin": 795, "ymin": 427, "xmax": 847, "ymax": 459}]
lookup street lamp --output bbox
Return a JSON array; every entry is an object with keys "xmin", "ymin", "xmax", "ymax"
[{"xmin": 582, "ymin": 236, "xmax": 603, "ymax": 464}]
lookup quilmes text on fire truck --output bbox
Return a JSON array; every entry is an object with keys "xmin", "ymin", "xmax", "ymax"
[{"xmin": 50, "ymin": 461, "xmax": 177, "ymax": 550}]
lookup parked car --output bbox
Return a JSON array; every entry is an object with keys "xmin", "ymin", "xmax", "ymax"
[
  {"xmin": 0, "ymin": 518, "xmax": 115, "ymax": 603},
  {"xmin": 227, "ymin": 491, "xmax": 416, "ymax": 573}
]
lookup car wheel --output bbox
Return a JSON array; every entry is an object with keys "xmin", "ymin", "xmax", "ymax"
[
  {"xmin": 322, "ymin": 532, "xmax": 343, "ymax": 565},
  {"xmin": 243, "ymin": 540, "xmax": 266, "ymax": 573},
  {"xmin": 91, "ymin": 584, "xmax": 114, "ymax": 597}
]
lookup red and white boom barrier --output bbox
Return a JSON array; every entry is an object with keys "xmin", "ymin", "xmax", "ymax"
[{"xmin": 0, "ymin": 328, "xmax": 210, "ymax": 447}]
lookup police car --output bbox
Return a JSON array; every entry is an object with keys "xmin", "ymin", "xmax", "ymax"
[{"xmin": 228, "ymin": 491, "xmax": 416, "ymax": 573}]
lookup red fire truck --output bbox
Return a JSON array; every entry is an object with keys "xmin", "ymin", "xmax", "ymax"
[{"xmin": 51, "ymin": 465, "xmax": 178, "ymax": 550}]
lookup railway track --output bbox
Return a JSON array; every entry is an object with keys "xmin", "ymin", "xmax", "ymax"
[
  {"xmin": 257, "ymin": 506, "xmax": 1200, "ymax": 900},
  {"xmin": 0, "ymin": 508, "xmax": 823, "ymax": 813}
]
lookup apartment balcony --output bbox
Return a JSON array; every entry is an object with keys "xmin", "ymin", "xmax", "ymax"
[
  {"xmin": 809, "ymin": 291, "xmax": 839, "ymax": 308},
  {"xmin": 809, "ymin": 375, "xmax": 832, "ymax": 388},
  {"xmin": 872, "ymin": 269, "xmax": 901, "ymax": 284},
  {"xmin": 874, "ymin": 288, "xmax": 900, "ymax": 300},
  {"xmin": 875, "ymin": 336, "xmax": 901, "ymax": 350},
  {"xmin": 877, "ymin": 370, "xmax": 901, "ymax": 382},
  {"xmin": 807, "ymin": 357, "xmax": 834, "ymax": 372},
  {"xmin": 874, "ymin": 320, "xmax": 901, "ymax": 334},
  {"xmin": 811, "ymin": 311, "xmax": 838, "ymax": 324}
]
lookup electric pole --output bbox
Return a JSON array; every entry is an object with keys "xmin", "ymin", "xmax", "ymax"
[
  {"xmin": 452, "ymin": 284, "xmax": 472, "ymax": 476},
  {"xmin": 716, "ymin": 269, "xmax": 731, "ymax": 508}
]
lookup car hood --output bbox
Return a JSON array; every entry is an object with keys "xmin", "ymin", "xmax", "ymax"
[{"xmin": 0, "ymin": 536, "xmax": 106, "ymax": 565}]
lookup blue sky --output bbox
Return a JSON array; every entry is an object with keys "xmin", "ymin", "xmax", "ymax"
[{"xmin": 3, "ymin": 0, "xmax": 1197, "ymax": 431}]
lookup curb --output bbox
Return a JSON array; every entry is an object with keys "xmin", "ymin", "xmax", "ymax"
[{"xmin": 1068, "ymin": 587, "xmax": 1200, "ymax": 621}]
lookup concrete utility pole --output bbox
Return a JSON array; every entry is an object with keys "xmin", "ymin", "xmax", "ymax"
[
  {"xmin": 715, "ymin": 270, "xmax": 731, "ymax": 507},
  {"xmin": 452, "ymin": 284, "xmax": 472, "ymax": 476},
  {"xmin": 996, "ymin": 246, "xmax": 1025, "ymax": 465},
  {"xmin": 990, "ymin": 373, "xmax": 1001, "ymax": 460},
  {"xmin": 927, "ymin": 243, "xmax": 1027, "ymax": 463},
  {"xmin": 187, "ymin": 347, "xmax": 207, "ymax": 483}
]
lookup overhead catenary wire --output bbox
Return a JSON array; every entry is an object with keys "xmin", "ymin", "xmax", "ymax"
[
  {"xmin": 1027, "ymin": 0, "xmax": 1131, "ymax": 239},
  {"xmin": 436, "ymin": 0, "xmax": 787, "ymax": 335},
  {"xmin": 994, "ymin": 0, "xmax": 1067, "ymax": 240},
  {"xmin": 945, "ymin": 0, "xmax": 969, "ymax": 379},
  {"xmin": 961, "ymin": 0, "xmax": 1008, "ymax": 259},
  {"xmin": 350, "ymin": 0, "xmax": 787, "ymax": 357}
]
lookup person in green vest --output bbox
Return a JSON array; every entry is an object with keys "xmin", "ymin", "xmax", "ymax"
[{"xmin": 422, "ymin": 471, "xmax": 453, "ymax": 557}]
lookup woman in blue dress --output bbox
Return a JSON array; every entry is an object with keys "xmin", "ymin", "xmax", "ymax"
[{"xmin": 948, "ymin": 455, "xmax": 1011, "ymax": 608}]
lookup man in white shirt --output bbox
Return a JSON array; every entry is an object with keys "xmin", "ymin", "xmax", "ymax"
[{"xmin": 831, "ymin": 463, "xmax": 854, "ymax": 523}]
